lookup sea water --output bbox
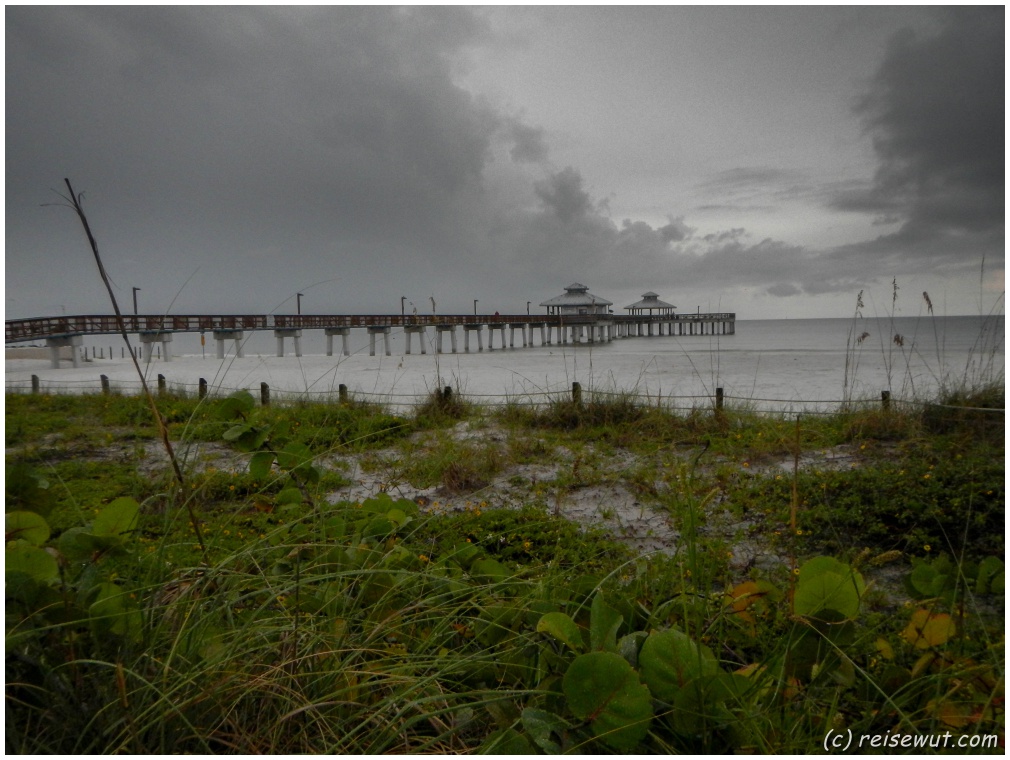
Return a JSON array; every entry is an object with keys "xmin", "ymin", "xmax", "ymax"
[{"xmin": 6, "ymin": 315, "xmax": 1003, "ymax": 412}]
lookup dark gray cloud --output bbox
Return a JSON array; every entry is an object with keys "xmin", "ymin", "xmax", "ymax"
[
  {"xmin": 831, "ymin": 8, "xmax": 1004, "ymax": 251},
  {"xmin": 506, "ymin": 120, "xmax": 550, "ymax": 164},
  {"xmin": 532, "ymin": 167, "xmax": 596, "ymax": 224},
  {"xmin": 4, "ymin": 7, "xmax": 1002, "ymax": 323}
]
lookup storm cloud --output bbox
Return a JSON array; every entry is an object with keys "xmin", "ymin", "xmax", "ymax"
[
  {"xmin": 6, "ymin": 7, "xmax": 1003, "ymax": 321},
  {"xmin": 830, "ymin": 8, "xmax": 1004, "ymax": 261}
]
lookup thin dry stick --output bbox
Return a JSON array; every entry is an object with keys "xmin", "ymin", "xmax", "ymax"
[
  {"xmin": 62, "ymin": 178, "xmax": 207, "ymax": 558},
  {"xmin": 790, "ymin": 414, "xmax": 800, "ymax": 535}
]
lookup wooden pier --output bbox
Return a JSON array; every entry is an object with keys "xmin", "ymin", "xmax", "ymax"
[{"xmin": 5, "ymin": 311, "xmax": 736, "ymax": 367}]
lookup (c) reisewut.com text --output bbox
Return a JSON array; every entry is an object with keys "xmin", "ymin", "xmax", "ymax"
[{"xmin": 824, "ymin": 728, "xmax": 1000, "ymax": 752}]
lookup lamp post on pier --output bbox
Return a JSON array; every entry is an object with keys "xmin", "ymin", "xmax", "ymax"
[
  {"xmin": 132, "ymin": 287, "xmax": 141, "ymax": 315},
  {"xmin": 297, "ymin": 293, "xmax": 303, "ymax": 315},
  {"xmin": 401, "ymin": 296, "xmax": 406, "ymax": 317},
  {"xmin": 527, "ymin": 301, "xmax": 531, "ymax": 315},
  {"xmin": 473, "ymin": 299, "xmax": 478, "ymax": 316}
]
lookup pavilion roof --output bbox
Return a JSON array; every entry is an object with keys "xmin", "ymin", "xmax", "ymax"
[
  {"xmin": 624, "ymin": 293, "xmax": 676, "ymax": 310},
  {"xmin": 540, "ymin": 283, "xmax": 612, "ymax": 307}
]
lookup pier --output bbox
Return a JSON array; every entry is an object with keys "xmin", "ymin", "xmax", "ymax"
[{"xmin": 5, "ymin": 311, "xmax": 736, "ymax": 367}]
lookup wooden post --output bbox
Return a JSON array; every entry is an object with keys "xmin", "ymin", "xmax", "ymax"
[
  {"xmin": 31, "ymin": 374, "xmax": 40, "ymax": 394},
  {"xmin": 572, "ymin": 381, "xmax": 582, "ymax": 405},
  {"xmin": 199, "ymin": 378, "xmax": 207, "ymax": 399},
  {"xmin": 339, "ymin": 383, "xmax": 348, "ymax": 403},
  {"xmin": 100, "ymin": 374, "xmax": 110, "ymax": 394},
  {"xmin": 716, "ymin": 387, "xmax": 724, "ymax": 411},
  {"xmin": 157, "ymin": 374, "xmax": 166, "ymax": 395},
  {"xmin": 260, "ymin": 381, "xmax": 270, "ymax": 406},
  {"xmin": 881, "ymin": 390, "xmax": 891, "ymax": 411}
]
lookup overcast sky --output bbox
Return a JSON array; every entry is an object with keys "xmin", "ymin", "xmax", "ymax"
[{"xmin": 6, "ymin": 6, "xmax": 1004, "ymax": 321}]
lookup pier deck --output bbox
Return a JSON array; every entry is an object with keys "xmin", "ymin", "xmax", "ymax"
[{"xmin": 6, "ymin": 312, "xmax": 735, "ymax": 366}]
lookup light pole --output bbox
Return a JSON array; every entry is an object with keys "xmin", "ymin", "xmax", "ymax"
[
  {"xmin": 401, "ymin": 296, "xmax": 406, "ymax": 316},
  {"xmin": 527, "ymin": 301, "xmax": 531, "ymax": 315},
  {"xmin": 297, "ymin": 293, "xmax": 303, "ymax": 315},
  {"xmin": 132, "ymin": 287, "xmax": 141, "ymax": 315},
  {"xmin": 473, "ymin": 299, "xmax": 478, "ymax": 315}
]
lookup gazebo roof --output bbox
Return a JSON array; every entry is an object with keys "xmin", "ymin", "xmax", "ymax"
[
  {"xmin": 625, "ymin": 292, "xmax": 676, "ymax": 310},
  {"xmin": 540, "ymin": 283, "xmax": 613, "ymax": 308}
]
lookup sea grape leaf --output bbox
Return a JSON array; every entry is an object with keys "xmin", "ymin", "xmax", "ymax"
[
  {"xmin": 537, "ymin": 611, "xmax": 585, "ymax": 654},
  {"xmin": 617, "ymin": 631, "xmax": 649, "ymax": 668},
  {"xmin": 639, "ymin": 629, "xmax": 719, "ymax": 703},
  {"xmin": 88, "ymin": 582, "xmax": 143, "ymax": 642},
  {"xmin": 248, "ymin": 451, "xmax": 275, "ymax": 481},
  {"xmin": 590, "ymin": 591, "xmax": 623, "ymax": 652},
  {"xmin": 276, "ymin": 487, "xmax": 303, "ymax": 507},
  {"xmin": 668, "ymin": 673, "xmax": 743, "ymax": 737},
  {"xmin": 975, "ymin": 556, "xmax": 1004, "ymax": 595},
  {"xmin": 277, "ymin": 442, "xmax": 315, "ymax": 478},
  {"xmin": 92, "ymin": 497, "xmax": 140, "ymax": 537},
  {"xmin": 6, "ymin": 463, "xmax": 55, "ymax": 517},
  {"xmin": 793, "ymin": 556, "xmax": 864, "ymax": 620},
  {"xmin": 362, "ymin": 516, "xmax": 395, "ymax": 539},
  {"xmin": 6, "ymin": 510, "xmax": 51, "ymax": 546},
  {"xmin": 477, "ymin": 728, "xmax": 534, "ymax": 754},
  {"xmin": 562, "ymin": 651, "xmax": 652, "ymax": 752},
  {"xmin": 522, "ymin": 707, "xmax": 568, "ymax": 754},
  {"xmin": 470, "ymin": 558, "xmax": 511, "ymax": 583},
  {"xmin": 216, "ymin": 390, "xmax": 255, "ymax": 420},
  {"xmin": 236, "ymin": 426, "xmax": 271, "ymax": 452},
  {"xmin": 902, "ymin": 609, "xmax": 956, "ymax": 649},
  {"xmin": 6, "ymin": 543, "xmax": 59, "ymax": 584}
]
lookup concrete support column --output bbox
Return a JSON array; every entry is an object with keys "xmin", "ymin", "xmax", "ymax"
[
  {"xmin": 325, "ymin": 327, "xmax": 351, "ymax": 357},
  {"xmin": 140, "ymin": 332, "xmax": 173, "ymax": 362},
  {"xmin": 404, "ymin": 325, "xmax": 427, "ymax": 355},
  {"xmin": 489, "ymin": 325, "xmax": 506, "ymax": 350},
  {"xmin": 45, "ymin": 335, "xmax": 83, "ymax": 369},
  {"xmin": 463, "ymin": 325, "xmax": 484, "ymax": 352},
  {"xmin": 509, "ymin": 323, "xmax": 527, "ymax": 348},
  {"xmin": 274, "ymin": 329, "xmax": 302, "ymax": 358},
  {"xmin": 435, "ymin": 325, "xmax": 457, "ymax": 354},
  {"xmin": 367, "ymin": 326, "xmax": 392, "ymax": 356},
  {"xmin": 213, "ymin": 330, "xmax": 245, "ymax": 359}
]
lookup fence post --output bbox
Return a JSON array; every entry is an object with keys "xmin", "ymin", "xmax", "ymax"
[
  {"xmin": 100, "ymin": 374, "xmax": 110, "ymax": 394},
  {"xmin": 260, "ymin": 382, "xmax": 270, "ymax": 406},
  {"xmin": 31, "ymin": 374, "xmax": 40, "ymax": 394},
  {"xmin": 572, "ymin": 381, "xmax": 582, "ymax": 405},
  {"xmin": 199, "ymin": 378, "xmax": 208, "ymax": 399},
  {"xmin": 715, "ymin": 387, "xmax": 724, "ymax": 411},
  {"xmin": 158, "ymin": 374, "xmax": 166, "ymax": 395},
  {"xmin": 338, "ymin": 383, "xmax": 348, "ymax": 403},
  {"xmin": 881, "ymin": 390, "xmax": 891, "ymax": 411}
]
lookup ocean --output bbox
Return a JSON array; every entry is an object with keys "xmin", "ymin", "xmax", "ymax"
[{"xmin": 6, "ymin": 315, "xmax": 1004, "ymax": 412}]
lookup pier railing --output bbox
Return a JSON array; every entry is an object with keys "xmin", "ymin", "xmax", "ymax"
[{"xmin": 6, "ymin": 312, "xmax": 736, "ymax": 344}]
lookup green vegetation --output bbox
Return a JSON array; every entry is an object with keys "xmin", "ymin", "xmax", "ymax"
[{"xmin": 5, "ymin": 386, "xmax": 1004, "ymax": 753}]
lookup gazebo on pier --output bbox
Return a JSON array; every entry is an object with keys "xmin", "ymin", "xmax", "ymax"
[
  {"xmin": 624, "ymin": 292, "xmax": 676, "ymax": 316},
  {"xmin": 540, "ymin": 283, "xmax": 613, "ymax": 315}
]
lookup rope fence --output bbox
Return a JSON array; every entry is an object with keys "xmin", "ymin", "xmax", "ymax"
[{"xmin": 6, "ymin": 372, "xmax": 1003, "ymax": 417}]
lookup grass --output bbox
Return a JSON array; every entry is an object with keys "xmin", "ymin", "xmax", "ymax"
[{"xmin": 5, "ymin": 386, "xmax": 1004, "ymax": 754}]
